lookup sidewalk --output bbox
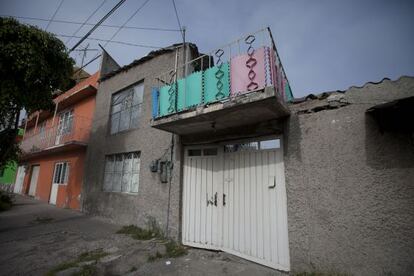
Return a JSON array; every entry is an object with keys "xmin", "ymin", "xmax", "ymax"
[{"xmin": 0, "ymin": 195, "xmax": 283, "ymax": 275}]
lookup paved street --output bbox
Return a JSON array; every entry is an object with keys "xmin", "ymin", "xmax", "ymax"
[{"xmin": 0, "ymin": 195, "xmax": 283, "ymax": 276}]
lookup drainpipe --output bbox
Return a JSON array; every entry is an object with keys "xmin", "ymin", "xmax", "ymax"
[
  {"xmin": 51, "ymin": 102, "xmax": 59, "ymax": 126},
  {"xmin": 34, "ymin": 112, "xmax": 39, "ymax": 133}
]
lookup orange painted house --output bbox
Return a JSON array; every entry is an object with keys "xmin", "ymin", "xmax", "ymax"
[{"xmin": 18, "ymin": 71, "xmax": 100, "ymax": 210}]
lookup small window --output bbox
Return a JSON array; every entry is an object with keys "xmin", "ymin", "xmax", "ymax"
[
  {"xmin": 53, "ymin": 162, "xmax": 69, "ymax": 184},
  {"xmin": 260, "ymin": 139, "xmax": 280, "ymax": 149},
  {"xmin": 188, "ymin": 149, "xmax": 202, "ymax": 156},
  {"xmin": 224, "ymin": 142, "xmax": 259, "ymax": 152},
  {"xmin": 224, "ymin": 139, "xmax": 280, "ymax": 152},
  {"xmin": 203, "ymin": 148, "xmax": 218, "ymax": 156},
  {"xmin": 110, "ymin": 83, "xmax": 144, "ymax": 134},
  {"xmin": 103, "ymin": 151, "xmax": 140, "ymax": 194}
]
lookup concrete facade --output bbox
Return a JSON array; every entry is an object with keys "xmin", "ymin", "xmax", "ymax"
[
  {"xmin": 83, "ymin": 40, "xmax": 414, "ymax": 274},
  {"xmin": 82, "ymin": 45, "xmax": 198, "ymax": 239},
  {"xmin": 284, "ymin": 76, "xmax": 414, "ymax": 275}
]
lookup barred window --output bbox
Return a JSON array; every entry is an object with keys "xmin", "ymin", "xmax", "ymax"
[
  {"xmin": 103, "ymin": 152, "xmax": 140, "ymax": 194},
  {"xmin": 110, "ymin": 82, "xmax": 144, "ymax": 134},
  {"xmin": 53, "ymin": 162, "xmax": 69, "ymax": 184}
]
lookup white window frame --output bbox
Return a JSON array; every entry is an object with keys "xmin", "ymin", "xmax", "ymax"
[
  {"xmin": 103, "ymin": 151, "xmax": 140, "ymax": 194},
  {"xmin": 58, "ymin": 110, "xmax": 74, "ymax": 135},
  {"xmin": 110, "ymin": 82, "xmax": 144, "ymax": 134},
  {"xmin": 53, "ymin": 162, "xmax": 70, "ymax": 185}
]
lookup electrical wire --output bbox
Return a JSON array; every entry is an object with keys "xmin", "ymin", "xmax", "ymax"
[
  {"xmin": 79, "ymin": 0, "xmax": 152, "ymax": 73},
  {"xmin": 45, "ymin": 0, "xmax": 65, "ymax": 30},
  {"xmin": 171, "ymin": 0, "xmax": 184, "ymax": 41},
  {"xmin": 69, "ymin": 0, "xmax": 126, "ymax": 52},
  {"xmin": 103, "ymin": 0, "xmax": 151, "ymax": 48},
  {"xmin": 0, "ymin": 15, "xmax": 181, "ymax": 32},
  {"xmin": 57, "ymin": 33, "xmax": 161, "ymax": 49},
  {"xmin": 66, "ymin": 0, "xmax": 108, "ymax": 44}
]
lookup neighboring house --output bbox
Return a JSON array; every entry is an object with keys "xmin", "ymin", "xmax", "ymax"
[
  {"xmin": 83, "ymin": 28, "xmax": 414, "ymax": 275},
  {"xmin": 0, "ymin": 162, "xmax": 17, "ymax": 192},
  {"xmin": 0, "ymin": 129, "xmax": 24, "ymax": 192},
  {"xmin": 16, "ymin": 71, "xmax": 100, "ymax": 210}
]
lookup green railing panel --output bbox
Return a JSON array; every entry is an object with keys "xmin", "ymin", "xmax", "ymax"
[
  {"xmin": 177, "ymin": 79, "xmax": 186, "ymax": 111},
  {"xmin": 159, "ymin": 85, "xmax": 174, "ymax": 116},
  {"xmin": 285, "ymin": 82, "xmax": 293, "ymax": 102},
  {"xmin": 203, "ymin": 62, "xmax": 230, "ymax": 104},
  {"xmin": 184, "ymin": 71, "xmax": 202, "ymax": 108}
]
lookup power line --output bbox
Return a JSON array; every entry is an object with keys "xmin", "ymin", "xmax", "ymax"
[
  {"xmin": 66, "ymin": 0, "xmax": 108, "ymax": 44},
  {"xmin": 103, "ymin": 0, "xmax": 151, "ymax": 48},
  {"xmin": 56, "ymin": 33, "xmax": 161, "ymax": 49},
  {"xmin": 69, "ymin": 0, "xmax": 126, "ymax": 53},
  {"xmin": 171, "ymin": 0, "xmax": 184, "ymax": 41},
  {"xmin": 45, "ymin": 0, "xmax": 65, "ymax": 30},
  {"xmin": 78, "ymin": 0, "xmax": 152, "ymax": 74},
  {"xmin": 0, "ymin": 15, "xmax": 181, "ymax": 32}
]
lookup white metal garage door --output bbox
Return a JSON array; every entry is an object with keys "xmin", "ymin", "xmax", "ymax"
[{"xmin": 182, "ymin": 137, "xmax": 290, "ymax": 271}]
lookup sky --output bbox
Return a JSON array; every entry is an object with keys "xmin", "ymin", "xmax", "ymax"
[{"xmin": 1, "ymin": 0, "xmax": 413, "ymax": 97}]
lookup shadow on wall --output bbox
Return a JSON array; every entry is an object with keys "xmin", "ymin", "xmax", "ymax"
[
  {"xmin": 283, "ymin": 115, "xmax": 302, "ymax": 162},
  {"xmin": 365, "ymin": 114, "xmax": 414, "ymax": 169}
]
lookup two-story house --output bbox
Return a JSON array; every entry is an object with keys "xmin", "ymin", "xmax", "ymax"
[
  {"xmin": 17, "ymin": 71, "xmax": 100, "ymax": 210},
  {"xmin": 82, "ymin": 28, "xmax": 414, "ymax": 275}
]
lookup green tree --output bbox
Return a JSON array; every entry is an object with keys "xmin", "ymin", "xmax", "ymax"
[{"xmin": 0, "ymin": 17, "xmax": 74, "ymax": 169}]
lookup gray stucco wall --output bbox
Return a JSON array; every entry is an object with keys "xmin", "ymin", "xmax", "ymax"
[
  {"xmin": 284, "ymin": 77, "xmax": 414, "ymax": 275},
  {"xmin": 82, "ymin": 46, "xmax": 191, "ymax": 239}
]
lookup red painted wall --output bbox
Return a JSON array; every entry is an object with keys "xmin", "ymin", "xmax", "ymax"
[
  {"xmin": 22, "ymin": 148, "xmax": 86, "ymax": 210},
  {"xmin": 20, "ymin": 72, "xmax": 99, "ymax": 210}
]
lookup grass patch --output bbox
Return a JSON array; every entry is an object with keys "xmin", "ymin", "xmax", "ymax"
[
  {"xmin": 164, "ymin": 240, "xmax": 187, "ymax": 258},
  {"xmin": 117, "ymin": 225, "xmax": 161, "ymax": 240},
  {"xmin": 77, "ymin": 249, "xmax": 109, "ymax": 263},
  {"xmin": 0, "ymin": 191, "xmax": 13, "ymax": 211},
  {"xmin": 45, "ymin": 261, "xmax": 78, "ymax": 276},
  {"xmin": 34, "ymin": 216, "xmax": 54, "ymax": 224},
  {"xmin": 73, "ymin": 264, "xmax": 98, "ymax": 276},
  {"xmin": 147, "ymin": 251, "xmax": 163, "ymax": 262},
  {"xmin": 45, "ymin": 249, "xmax": 108, "ymax": 276},
  {"xmin": 147, "ymin": 240, "xmax": 188, "ymax": 262}
]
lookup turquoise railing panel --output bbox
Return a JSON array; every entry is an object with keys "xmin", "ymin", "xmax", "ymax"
[
  {"xmin": 285, "ymin": 82, "xmax": 293, "ymax": 102},
  {"xmin": 176, "ymin": 79, "xmax": 186, "ymax": 111},
  {"xmin": 151, "ymin": 87, "xmax": 159, "ymax": 119},
  {"xmin": 159, "ymin": 85, "xmax": 175, "ymax": 116},
  {"xmin": 203, "ymin": 62, "xmax": 230, "ymax": 104},
  {"xmin": 184, "ymin": 71, "xmax": 202, "ymax": 108}
]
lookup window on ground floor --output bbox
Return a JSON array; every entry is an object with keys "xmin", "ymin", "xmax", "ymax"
[
  {"xmin": 103, "ymin": 152, "xmax": 140, "ymax": 194},
  {"xmin": 53, "ymin": 162, "xmax": 70, "ymax": 184}
]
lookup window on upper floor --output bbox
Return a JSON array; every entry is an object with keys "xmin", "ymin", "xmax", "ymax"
[
  {"xmin": 110, "ymin": 82, "xmax": 144, "ymax": 134},
  {"xmin": 57, "ymin": 110, "xmax": 74, "ymax": 135},
  {"xmin": 38, "ymin": 121, "xmax": 47, "ymax": 139}
]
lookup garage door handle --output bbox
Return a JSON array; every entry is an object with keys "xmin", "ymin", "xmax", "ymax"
[
  {"xmin": 214, "ymin": 192, "xmax": 218, "ymax": 206},
  {"xmin": 269, "ymin": 177, "xmax": 276, "ymax": 189},
  {"xmin": 223, "ymin": 193, "xmax": 226, "ymax": 206}
]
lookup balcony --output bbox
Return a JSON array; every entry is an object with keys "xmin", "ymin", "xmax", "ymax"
[
  {"xmin": 151, "ymin": 28, "xmax": 292, "ymax": 138},
  {"xmin": 20, "ymin": 116, "xmax": 92, "ymax": 159}
]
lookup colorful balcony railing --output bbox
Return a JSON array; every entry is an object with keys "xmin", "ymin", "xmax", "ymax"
[
  {"xmin": 152, "ymin": 28, "xmax": 293, "ymax": 119},
  {"xmin": 20, "ymin": 116, "xmax": 92, "ymax": 154}
]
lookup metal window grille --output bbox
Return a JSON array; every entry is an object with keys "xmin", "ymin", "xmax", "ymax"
[
  {"xmin": 110, "ymin": 83, "xmax": 144, "ymax": 134},
  {"xmin": 103, "ymin": 151, "xmax": 140, "ymax": 194}
]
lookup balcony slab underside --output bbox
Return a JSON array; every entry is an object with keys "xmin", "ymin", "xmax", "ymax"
[
  {"xmin": 20, "ymin": 141, "xmax": 87, "ymax": 161},
  {"xmin": 151, "ymin": 87, "xmax": 290, "ymax": 136}
]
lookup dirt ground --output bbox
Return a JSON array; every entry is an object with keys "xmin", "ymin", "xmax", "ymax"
[{"xmin": 0, "ymin": 195, "xmax": 285, "ymax": 276}]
